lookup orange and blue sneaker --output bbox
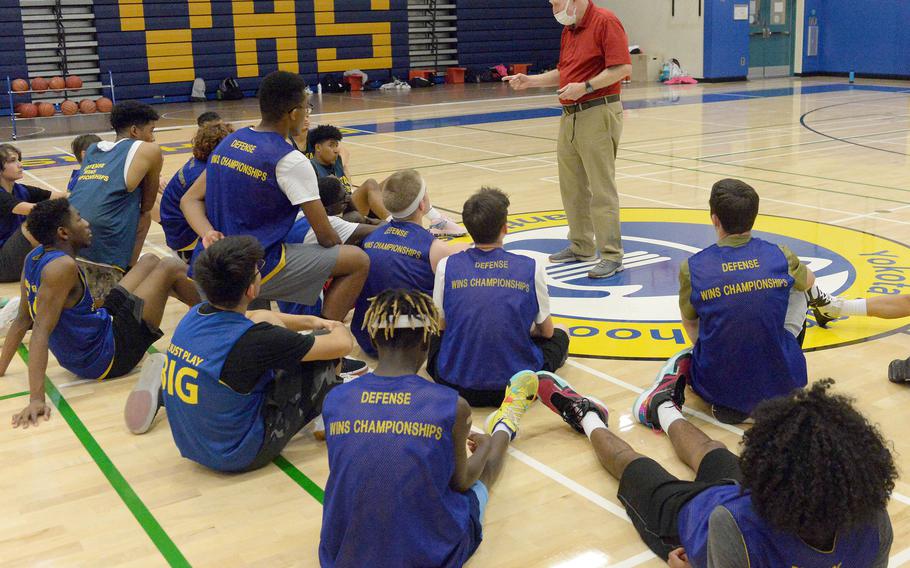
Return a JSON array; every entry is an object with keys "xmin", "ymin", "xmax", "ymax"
[
  {"xmin": 634, "ymin": 349, "xmax": 691, "ymax": 431},
  {"xmin": 537, "ymin": 371, "xmax": 609, "ymax": 434},
  {"xmin": 485, "ymin": 370, "xmax": 539, "ymax": 439}
]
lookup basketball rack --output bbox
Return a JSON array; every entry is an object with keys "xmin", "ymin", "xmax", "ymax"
[{"xmin": 5, "ymin": 71, "xmax": 117, "ymax": 140}]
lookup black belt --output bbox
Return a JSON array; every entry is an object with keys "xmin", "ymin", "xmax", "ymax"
[{"xmin": 562, "ymin": 94, "xmax": 621, "ymax": 115}]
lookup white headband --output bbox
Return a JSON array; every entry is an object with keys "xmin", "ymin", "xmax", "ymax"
[
  {"xmin": 389, "ymin": 180, "xmax": 427, "ymax": 219},
  {"xmin": 375, "ymin": 315, "xmax": 428, "ymax": 329}
]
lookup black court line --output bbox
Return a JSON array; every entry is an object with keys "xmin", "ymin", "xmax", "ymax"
[{"xmin": 801, "ymin": 95, "xmax": 910, "ymax": 158}]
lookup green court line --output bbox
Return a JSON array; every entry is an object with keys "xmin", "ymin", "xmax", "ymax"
[
  {"xmin": 273, "ymin": 455, "xmax": 325, "ymax": 504},
  {"xmin": 152, "ymin": 345, "xmax": 326, "ymax": 506},
  {"xmin": 16, "ymin": 344, "xmax": 191, "ymax": 567},
  {"xmin": 0, "ymin": 390, "xmax": 29, "ymax": 401}
]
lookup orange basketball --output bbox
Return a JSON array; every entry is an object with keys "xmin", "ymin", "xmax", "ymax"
[
  {"xmin": 30, "ymin": 77, "xmax": 48, "ymax": 92},
  {"xmin": 37, "ymin": 102, "xmax": 55, "ymax": 117},
  {"xmin": 61, "ymin": 100, "xmax": 78, "ymax": 115},
  {"xmin": 65, "ymin": 75, "xmax": 83, "ymax": 89},
  {"xmin": 79, "ymin": 99, "xmax": 97, "ymax": 114},
  {"xmin": 49, "ymin": 76, "xmax": 65, "ymax": 92},
  {"xmin": 95, "ymin": 97, "xmax": 113, "ymax": 113},
  {"xmin": 11, "ymin": 78, "xmax": 28, "ymax": 92},
  {"xmin": 18, "ymin": 103, "xmax": 38, "ymax": 118}
]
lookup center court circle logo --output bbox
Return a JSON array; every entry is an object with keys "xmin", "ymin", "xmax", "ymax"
[{"xmin": 484, "ymin": 208, "xmax": 910, "ymax": 360}]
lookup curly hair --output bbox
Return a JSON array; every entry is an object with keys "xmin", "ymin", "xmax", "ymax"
[
  {"xmin": 192, "ymin": 122, "xmax": 234, "ymax": 162},
  {"xmin": 362, "ymin": 289, "xmax": 441, "ymax": 351},
  {"xmin": 740, "ymin": 379, "xmax": 896, "ymax": 537},
  {"xmin": 308, "ymin": 124, "xmax": 343, "ymax": 148},
  {"xmin": 27, "ymin": 198, "xmax": 72, "ymax": 246}
]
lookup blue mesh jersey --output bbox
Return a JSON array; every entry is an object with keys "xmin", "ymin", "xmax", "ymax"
[
  {"xmin": 159, "ymin": 156, "xmax": 205, "ymax": 252},
  {"xmin": 23, "ymin": 246, "xmax": 115, "ymax": 379},
  {"xmin": 309, "ymin": 155, "xmax": 352, "ymax": 193},
  {"xmin": 351, "ymin": 220, "xmax": 435, "ymax": 357},
  {"xmin": 688, "ymin": 237, "xmax": 807, "ymax": 414},
  {"xmin": 320, "ymin": 373, "xmax": 477, "ymax": 567},
  {"xmin": 678, "ymin": 484, "xmax": 881, "ymax": 568},
  {"xmin": 205, "ymin": 127, "xmax": 297, "ymax": 282},
  {"xmin": 0, "ymin": 183, "xmax": 33, "ymax": 246},
  {"xmin": 162, "ymin": 304, "xmax": 269, "ymax": 472},
  {"xmin": 68, "ymin": 139, "xmax": 141, "ymax": 269},
  {"xmin": 437, "ymin": 248, "xmax": 543, "ymax": 391}
]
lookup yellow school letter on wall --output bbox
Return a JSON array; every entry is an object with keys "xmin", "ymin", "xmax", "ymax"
[
  {"xmin": 117, "ymin": 0, "xmax": 213, "ymax": 83},
  {"xmin": 232, "ymin": 0, "xmax": 299, "ymax": 77},
  {"xmin": 314, "ymin": 0, "xmax": 393, "ymax": 73}
]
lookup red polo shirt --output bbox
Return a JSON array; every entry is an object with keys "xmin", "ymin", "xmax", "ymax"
[{"xmin": 558, "ymin": 4, "xmax": 631, "ymax": 104}]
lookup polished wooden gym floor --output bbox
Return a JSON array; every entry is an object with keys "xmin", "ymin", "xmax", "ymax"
[{"xmin": 3, "ymin": 77, "xmax": 910, "ymax": 567}]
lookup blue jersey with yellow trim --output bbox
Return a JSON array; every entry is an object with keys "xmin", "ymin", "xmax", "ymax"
[
  {"xmin": 678, "ymin": 484, "xmax": 880, "ymax": 568},
  {"xmin": 160, "ymin": 156, "xmax": 205, "ymax": 252},
  {"xmin": 66, "ymin": 169, "xmax": 79, "ymax": 192},
  {"xmin": 24, "ymin": 246, "xmax": 115, "ymax": 379},
  {"xmin": 309, "ymin": 156, "xmax": 352, "ymax": 193},
  {"xmin": 351, "ymin": 220, "xmax": 435, "ymax": 356},
  {"xmin": 0, "ymin": 183, "xmax": 32, "ymax": 246},
  {"xmin": 163, "ymin": 304, "xmax": 269, "ymax": 472},
  {"xmin": 688, "ymin": 237, "xmax": 807, "ymax": 414},
  {"xmin": 69, "ymin": 139, "xmax": 141, "ymax": 269},
  {"xmin": 437, "ymin": 248, "xmax": 543, "ymax": 391},
  {"xmin": 205, "ymin": 128, "xmax": 296, "ymax": 279},
  {"xmin": 319, "ymin": 373, "xmax": 475, "ymax": 567}
]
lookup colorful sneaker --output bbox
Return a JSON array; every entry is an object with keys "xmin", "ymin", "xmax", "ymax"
[
  {"xmin": 633, "ymin": 349, "xmax": 690, "ymax": 431},
  {"xmin": 537, "ymin": 371, "xmax": 608, "ymax": 434},
  {"xmin": 484, "ymin": 370, "xmax": 539, "ymax": 439},
  {"xmin": 806, "ymin": 286, "xmax": 841, "ymax": 328},
  {"xmin": 429, "ymin": 216, "xmax": 467, "ymax": 237},
  {"xmin": 124, "ymin": 353, "xmax": 166, "ymax": 435}
]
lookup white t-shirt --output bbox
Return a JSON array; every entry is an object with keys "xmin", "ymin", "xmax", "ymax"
[
  {"xmin": 275, "ymin": 149, "xmax": 320, "ymax": 206},
  {"xmin": 293, "ymin": 212, "xmax": 358, "ymax": 245},
  {"xmin": 433, "ymin": 249, "xmax": 550, "ymax": 324}
]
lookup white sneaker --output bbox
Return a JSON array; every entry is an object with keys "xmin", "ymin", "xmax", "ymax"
[
  {"xmin": 429, "ymin": 216, "xmax": 467, "ymax": 237},
  {"xmin": 124, "ymin": 353, "xmax": 166, "ymax": 435},
  {"xmin": 0, "ymin": 296, "xmax": 21, "ymax": 336}
]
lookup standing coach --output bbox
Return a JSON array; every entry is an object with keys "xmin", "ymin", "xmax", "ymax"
[{"xmin": 504, "ymin": 0, "xmax": 631, "ymax": 278}]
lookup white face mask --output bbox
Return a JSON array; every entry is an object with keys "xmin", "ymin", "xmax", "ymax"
[{"xmin": 554, "ymin": 1, "xmax": 577, "ymax": 25}]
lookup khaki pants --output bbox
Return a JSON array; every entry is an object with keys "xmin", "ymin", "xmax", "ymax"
[{"xmin": 557, "ymin": 100, "xmax": 624, "ymax": 261}]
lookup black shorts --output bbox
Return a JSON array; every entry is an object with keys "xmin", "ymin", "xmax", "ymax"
[
  {"xmin": 0, "ymin": 230, "xmax": 33, "ymax": 282},
  {"xmin": 105, "ymin": 286, "xmax": 164, "ymax": 379},
  {"xmin": 617, "ymin": 448, "xmax": 743, "ymax": 561},
  {"xmin": 427, "ymin": 328, "xmax": 570, "ymax": 407}
]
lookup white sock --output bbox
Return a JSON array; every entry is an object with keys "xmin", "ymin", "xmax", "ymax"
[
  {"xmin": 841, "ymin": 299, "xmax": 867, "ymax": 316},
  {"xmin": 493, "ymin": 422, "xmax": 514, "ymax": 439},
  {"xmin": 581, "ymin": 411, "xmax": 607, "ymax": 439},
  {"xmin": 657, "ymin": 401, "xmax": 685, "ymax": 433},
  {"xmin": 427, "ymin": 207, "xmax": 443, "ymax": 222}
]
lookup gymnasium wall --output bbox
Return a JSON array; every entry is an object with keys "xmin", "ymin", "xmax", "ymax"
[
  {"xmin": 94, "ymin": 0, "xmax": 410, "ymax": 101},
  {"xmin": 601, "ymin": 0, "xmax": 704, "ymax": 80},
  {"xmin": 802, "ymin": 0, "xmax": 910, "ymax": 78},
  {"xmin": 455, "ymin": 0, "xmax": 561, "ymax": 72},
  {"xmin": 0, "ymin": 3, "xmax": 28, "ymax": 111}
]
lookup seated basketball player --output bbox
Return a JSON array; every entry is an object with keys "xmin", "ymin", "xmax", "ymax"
[
  {"xmin": 67, "ymin": 134, "xmax": 102, "ymax": 192},
  {"xmin": 277, "ymin": 177, "xmax": 381, "ymax": 317},
  {"xmin": 428, "ymin": 187, "xmax": 569, "ymax": 407},
  {"xmin": 670, "ymin": 179, "xmax": 815, "ymax": 423},
  {"xmin": 180, "ymin": 71, "xmax": 369, "ymax": 323},
  {"xmin": 196, "ymin": 111, "xmax": 222, "ymax": 128},
  {"xmin": 124, "ymin": 236, "xmax": 353, "ymax": 472},
  {"xmin": 319, "ymin": 289, "xmax": 537, "ymax": 566},
  {"xmin": 69, "ymin": 101, "xmax": 163, "ymax": 271},
  {"xmin": 159, "ymin": 122, "xmax": 234, "ymax": 262},
  {"xmin": 350, "ymin": 169, "xmax": 467, "ymax": 357},
  {"xmin": 539, "ymin": 375, "xmax": 894, "ymax": 568},
  {"xmin": 0, "ymin": 144, "xmax": 66, "ymax": 283},
  {"xmin": 0, "ymin": 199, "xmax": 199, "ymax": 428},
  {"xmin": 304, "ymin": 123, "xmax": 466, "ymax": 236}
]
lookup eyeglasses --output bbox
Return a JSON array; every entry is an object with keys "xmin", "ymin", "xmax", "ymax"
[{"xmin": 289, "ymin": 103, "xmax": 314, "ymax": 116}]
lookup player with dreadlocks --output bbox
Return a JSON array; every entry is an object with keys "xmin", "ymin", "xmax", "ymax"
[
  {"xmin": 537, "ymin": 375, "xmax": 895, "ymax": 567},
  {"xmin": 319, "ymin": 289, "xmax": 538, "ymax": 566}
]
